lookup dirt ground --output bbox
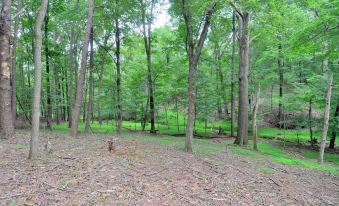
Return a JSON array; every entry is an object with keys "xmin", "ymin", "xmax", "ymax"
[{"xmin": 0, "ymin": 130, "xmax": 338, "ymax": 206}]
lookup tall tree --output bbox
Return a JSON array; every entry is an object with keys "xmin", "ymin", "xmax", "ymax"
[
  {"xmin": 44, "ymin": 3, "xmax": 52, "ymax": 130},
  {"xmin": 11, "ymin": 0, "xmax": 22, "ymax": 124},
  {"xmin": 319, "ymin": 74, "xmax": 333, "ymax": 164},
  {"xmin": 0, "ymin": 0, "xmax": 14, "ymax": 138},
  {"xmin": 252, "ymin": 84, "xmax": 260, "ymax": 151},
  {"xmin": 85, "ymin": 27, "xmax": 94, "ymax": 132},
  {"xmin": 140, "ymin": 0, "xmax": 156, "ymax": 133},
  {"xmin": 97, "ymin": 33, "xmax": 109, "ymax": 125},
  {"xmin": 230, "ymin": 11, "xmax": 236, "ymax": 137},
  {"xmin": 115, "ymin": 2, "xmax": 122, "ymax": 135},
  {"xmin": 181, "ymin": 0, "xmax": 216, "ymax": 152},
  {"xmin": 233, "ymin": 7, "xmax": 250, "ymax": 146},
  {"xmin": 70, "ymin": 0, "xmax": 94, "ymax": 137},
  {"xmin": 28, "ymin": 0, "xmax": 49, "ymax": 160}
]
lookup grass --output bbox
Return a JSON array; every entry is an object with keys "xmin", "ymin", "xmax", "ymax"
[{"xmin": 51, "ymin": 117, "xmax": 338, "ymax": 175}]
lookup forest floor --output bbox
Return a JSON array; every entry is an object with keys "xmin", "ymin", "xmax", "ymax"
[{"xmin": 1, "ymin": 130, "xmax": 338, "ymax": 206}]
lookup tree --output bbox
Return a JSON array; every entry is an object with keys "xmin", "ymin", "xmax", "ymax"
[
  {"xmin": 140, "ymin": 0, "xmax": 156, "ymax": 133},
  {"xmin": 115, "ymin": 0, "xmax": 123, "ymax": 135},
  {"xmin": 181, "ymin": 0, "xmax": 216, "ymax": 152},
  {"xmin": 329, "ymin": 104, "xmax": 338, "ymax": 149},
  {"xmin": 85, "ymin": 27, "xmax": 94, "ymax": 133},
  {"xmin": 44, "ymin": 3, "xmax": 52, "ymax": 130},
  {"xmin": 70, "ymin": 0, "xmax": 94, "ymax": 137},
  {"xmin": 319, "ymin": 74, "xmax": 333, "ymax": 164},
  {"xmin": 11, "ymin": 0, "xmax": 22, "ymax": 124},
  {"xmin": 233, "ymin": 7, "xmax": 250, "ymax": 146},
  {"xmin": 252, "ymin": 84, "xmax": 260, "ymax": 151},
  {"xmin": 28, "ymin": 0, "xmax": 49, "ymax": 160},
  {"xmin": 230, "ymin": 11, "xmax": 236, "ymax": 138},
  {"xmin": 0, "ymin": 0, "xmax": 15, "ymax": 138}
]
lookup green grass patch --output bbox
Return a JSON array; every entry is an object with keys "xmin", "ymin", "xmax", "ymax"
[{"xmin": 15, "ymin": 144, "xmax": 28, "ymax": 150}]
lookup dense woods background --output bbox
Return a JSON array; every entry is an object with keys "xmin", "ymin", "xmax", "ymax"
[{"xmin": 0, "ymin": 0, "xmax": 338, "ymax": 159}]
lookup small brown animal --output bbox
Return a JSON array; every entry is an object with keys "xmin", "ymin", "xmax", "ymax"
[{"xmin": 108, "ymin": 139, "xmax": 115, "ymax": 152}]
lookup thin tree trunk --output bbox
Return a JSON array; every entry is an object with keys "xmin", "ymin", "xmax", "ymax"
[
  {"xmin": 67, "ymin": 29, "xmax": 75, "ymax": 128},
  {"xmin": 216, "ymin": 46, "xmax": 228, "ymax": 119},
  {"xmin": 85, "ymin": 27, "xmax": 94, "ymax": 132},
  {"xmin": 115, "ymin": 9, "xmax": 122, "ymax": 135},
  {"xmin": 252, "ymin": 84, "xmax": 260, "ymax": 151},
  {"xmin": 140, "ymin": 0, "xmax": 156, "ymax": 133},
  {"xmin": 0, "ymin": 0, "xmax": 15, "ymax": 138},
  {"xmin": 28, "ymin": 0, "xmax": 48, "ymax": 160},
  {"xmin": 54, "ymin": 66, "xmax": 61, "ymax": 124},
  {"xmin": 230, "ymin": 11, "xmax": 236, "ymax": 137},
  {"xmin": 70, "ymin": 0, "xmax": 94, "ymax": 136},
  {"xmin": 319, "ymin": 74, "xmax": 333, "ymax": 164},
  {"xmin": 235, "ymin": 11, "xmax": 250, "ymax": 146},
  {"xmin": 98, "ymin": 34, "xmax": 109, "ymax": 125},
  {"xmin": 82, "ymin": 74, "xmax": 88, "ymax": 123},
  {"xmin": 270, "ymin": 85, "xmax": 273, "ymax": 111},
  {"xmin": 175, "ymin": 97, "xmax": 180, "ymax": 133},
  {"xmin": 309, "ymin": 98, "xmax": 314, "ymax": 145},
  {"xmin": 44, "ymin": 4, "xmax": 52, "ymax": 130},
  {"xmin": 329, "ymin": 104, "xmax": 338, "ymax": 149},
  {"xmin": 278, "ymin": 44, "xmax": 284, "ymax": 124},
  {"xmin": 182, "ymin": 0, "xmax": 216, "ymax": 152},
  {"xmin": 11, "ymin": 0, "xmax": 22, "ymax": 124}
]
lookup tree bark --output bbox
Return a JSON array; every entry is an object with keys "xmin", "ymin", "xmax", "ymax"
[
  {"xmin": 54, "ymin": 66, "xmax": 61, "ymax": 125},
  {"xmin": 11, "ymin": 0, "xmax": 22, "ymax": 124},
  {"xmin": 234, "ymin": 11, "xmax": 250, "ymax": 146},
  {"xmin": 182, "ymin": 0, "xmax": 216, "ymax": 152},
  {"xmin": 115, "ymin": 7, "xmax": 122, "ymax": 135},
  {"xmin": 252, "ymin": 84, "xmax": 260, "ymax": 151},
  {"xmin": 230, "ymin": 11, "xmax": 236, "ymax": 137},
  {"xmin": 67, "ymin": 29, "xmax": 75, "ymax": 128},
  {"xmin": 329, "ymin": 104, "xmax": 339, "ymax": 149},
  {"xmin": 44, "ymin": 3, "xmax": 52, "ymax": 130},
  {"xmin": 28, "ymin": 0, "xmax": 48, "ymax": 160},
  {"xmin": 70, "ymin": 0, "xmax": 94, "ymax": 137},
  {"xmin": 278, "ymin": 44, "xmax": 284, "ymax": 125},
  {"xmin": 319, "ymin": 74, "xmax": 333, "ymax": 164},
  {"xmin": 140, "ymin": 0, "xmax": 156, "ymax": 133},
  {"xmin": 97, "ymin": 33, "xmax": 109, "ymax": 125},
  {"xmin": 0, "ymin": 0, "xmax": 15, "ymax": 138},
  {"xmin": 308, "ymin": 98, "xmax": 314, "ymax": 145},
  {"xmin": 85, "ymin": 27, "xmax": 94, "ymax": 133}
]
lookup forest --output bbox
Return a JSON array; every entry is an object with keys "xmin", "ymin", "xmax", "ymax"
[{"xmin": 0, "ymin": 0, "xmax": 338, "ymax": 205}]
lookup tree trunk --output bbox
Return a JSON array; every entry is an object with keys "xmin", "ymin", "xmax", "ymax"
[
  {"xmin": 44, "ymin": 4, "xmax": 52, "ymax": 130},
  {"xmin": 270, "ymin": 85, "xmax": 273, "ymax": 111},
  {"xmin": 85, "ymin": 27, "xmax": 94, "ymax": 133},
  {"xmin": 28, "ymin": 0, "xmax": 48, "ymax": 160},
  {"xmin": 319, "ymin": 74, "xmax": 333, "ymax": 164},
  {"xmin": 252, "ymin": 84, "xmax": 260, "ymax": 151},
  {"xmin": 309, "ymin": 98, "xmax": 314, "ymax": 145},
  {"xmin": 54, "ymin": 66, "xmax": 61, "ymax": 125},
  {"xmin": 329, "ymin": 104, "xmax": 339, "ymax": 149},
  {"xmin": 98, "ymin": 33, "xmax": 109, "ymax": 125},
  {"xmin": 115, "ymin": 10, "xmax": 122, "ymax": 135},
  {"xmin": 278, "ymin": 44, "xmax": 284, "ymax": 125},
  {"xmin": 67, "ymin": 29, "xmax": 75, "ymax": 128},
  {"xmin": 11, "ymin": 0, "xmax": 22, "ymax": 124},
  {"xmin": 230, "ymin": 11, "xmax": 236, "ymax": 137},
  {"xmin": 0, "ymin": 0, "xmax": 15, "ymax": 138},
  {"xmin": 182, "ymin": 0, "xmax": 216, "ymax": 152},
  {"xmin": 235, "ymin": 11, "xmax": 250, "ymax": 146},
  {"xmin": 70, "ymin": 0, "xmax": 94, "ymax": 137},
  {"xmin": 140, "ymin": 0, "xmax": 156, "ymax": 133}
]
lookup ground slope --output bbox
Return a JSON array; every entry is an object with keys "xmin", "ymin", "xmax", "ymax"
[{"xmin": 0, "ymin": 130, "xmax": 338, "ymax": 206}]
